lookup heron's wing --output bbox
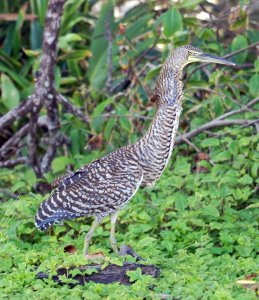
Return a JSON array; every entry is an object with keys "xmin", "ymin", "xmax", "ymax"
[
  {"xmin": 50, "ymin": 157, "xmax": 143, "ymax": 215},
  {"xmin": 52, "ymin": 172, "xmax": 74, "ymax": 188},
  {"xmin": 35, "ymin": 153, "xmax": 143, "ymax": 230},
  {"xmin": 51, "ymin": 160, "xmax": 96, "ymax": 188}
]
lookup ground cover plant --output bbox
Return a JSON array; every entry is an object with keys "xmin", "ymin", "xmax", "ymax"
[{"xmin": 0, "ymin": 0, "xmax": 258, "ymax": 299}]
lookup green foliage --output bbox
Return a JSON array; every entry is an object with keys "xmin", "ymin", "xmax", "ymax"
[
  {"xmin": 0, "ymin": 0, "xmax": 258, "ymax": 299},
  {"xmin": 1, "ymin": 73, "xmax": 20, "ymax": 109},
  {"xmin": 0, "ymin": 125, "xmax": 258, "ymax": 299},
  {"xmin": 162, "ymin": 8, "xmax": 183, "ymax": 37}
]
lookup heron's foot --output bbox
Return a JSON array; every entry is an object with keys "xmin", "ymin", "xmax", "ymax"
[{"xmin": 119, "ymin": 244, "xmax": 143, "ymax": 261}]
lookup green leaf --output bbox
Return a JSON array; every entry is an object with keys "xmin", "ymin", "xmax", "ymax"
[
  {"xmin": 70, "ymin": 129, "xmax": 81, "ymax": 155},
  {"xmin": 213, "ymin": 151, "xmax": 231, "ymax": 162},
  {"xmin": 163, "ymin": 8, "xmax": 182, "ymax": 37},
  {"xmin": 174, "ymin": 193, "xmax": 188, "ymax": 211},
  {"xmin": 180, "ymin": 0, "xmax": 203, "ymax": 9},
  {"xmin": 58, "ymin": 33, "xmax": 83, "ymax": 51},
  {"xmin": 212, "ymin": 96, "xmax": 224, "ymax": 117},
  {"xmin": 251, "ymin": 163, "xmax": 258, "ymax": 178},
  {"xmin": 126, "ymin": 268, "xmax": 143, "ymax": 282},
  {"xmin": 51, "ymin": 156, "xmax": 73, "ymax": 173},
  {"xmin": 59, "ymin": 49, "xmax": 92, "ymax": 61},
  {"xmin": 231, "ymin": 35, "xmax": 248, "ymax": 63},
  {"xmin": 201, "ymin": 138, "xmax": 220, "ymax": 148},
  {"xmin": 238, "ymin": 137, "xmax": 250, "ymax": 147},
  {"xmin": 91, "ymin": 98, "xmax": 114, "ymax": 133},
  {"xmin": 22, "ymin": 48, "xmax": 41, "ymax": 57},
  {"xmin": 82, "ymin": 268, "xmax": 99, "ymax": 275},
  {"xmin": 88, "ymin": 0, "xmax": 115, "ymax": 84},
  {"xmin": 145, "ymin": 65, "xmax": 162, "ymax": 82},
  {"xmin": 24, "ymin": 170, "xmax": 37, "ymax": 186},
  {"xmin": 238, "ymin": 174, "xmax": 253, "ymax": 185},
  {"xmin": 126, "ymin": 14, "xmax": 152, "ymax": 39},
  {"xmin": 254, "ymin": 59, "xmax": 259, "ymax": 73},
  {"xmin": 249, "ymin": 74, "xmax": 259, "ymax": 97},
  {"xmin": 228, "ymin": 141, "xmax": 238, "ymax": 154},
  {"xmin": 35, "ymin": 0, "xmax": 48, "ymax": 25},
  {"xmin": 1, "ymin": 73, "xmax": 20, "ymax": 109},
  {"xmin": 203, "ymin": 205, "xmax": 219, "ymax": 217},
  {"xmin": 139, "ymin": 236, "xmax": 156, "ymax": 247},
  {"xmin": 104, "ymin": 118, "xmax": 116, "ymax": 141},
  {"xmin": 173, "ymin": 158, "xmax": 191, "ymax": 176},
  {"xmin": 0, "ymin": 63, "xmax": 30, "ymax": 88},
  {"xmin": 11, "ymin": 181, "xmax": 26, "ymax": 193}
]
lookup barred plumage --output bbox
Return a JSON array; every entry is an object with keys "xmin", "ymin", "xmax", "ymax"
[
  {"xmin": 36, "ymin": 150, "xmax": 143, "ymax": 228},
  {"xmin": 35, "ymin": 45, "xmax": 234, "ymax": 255}
]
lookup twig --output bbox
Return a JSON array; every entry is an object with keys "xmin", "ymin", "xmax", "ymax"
[
  {"xmin": 0, "ymin": 13, "xmax": 37, "ymax": 21},
  {"xmin": 0, "ymin": 157, "xmax": 28, "ymax": 168},
  {"xmin": 175, "ymin": 119, "xmax": 258, "ymax": 145},
  {"xmin": 101, "ymin": 113, "xmax": 153, "ymax": 120},
  {"xmin": 110, "ymin": 36, "xmax": 160, "ymax": 94},
  {"xmin": 105, "ymin": 9, "xmax": 113, "ymax": 93},
  {"xmin": 41, "ymin": 91, "xmax": 60, "ymax": 173},
  {"xmin": 63, "ymin": 143, "xmax": 73, "ymax": 173},
  {"xmin": 216, "ymin": 97, "xmax": 259, "ymax": 120},
  {"xmin": 232, "ymin": 63, "xmax": 254, "ymax": 70},
  {"xmin": 0, "ymin": 96, "xmax": 34, "ymax": 131},
  {"xmin": 27, "ymin": 0, "xmax": 66, "ymax": 177},
  {"xmin": 41, "ymin": 131, "xmax": 69, "ymax": 173},
  {"xmin": 0, "ymin": 189, "xmax": 18, "ymax": 200},
  {"xmin": 56, "ymin": 94, "xmax": 90, "ymax": 124},
  {"xmin": 0, "ymin": 124, "xmax": 29, "ymax": 159},
  {"xmin": 182, "ymin": 136, "xmax": 201, "ymax": 153},
  {"xmin": 223, "ymin": 41, "xmax": 259, "ymax": 59},
  {"xmin": 28, "ymin": 111, "xmax": 42, "ymax": 177}
]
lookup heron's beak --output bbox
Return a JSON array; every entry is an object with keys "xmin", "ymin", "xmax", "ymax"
[{"xmin": 189, "ymin": 52, "xmax": 235, "ymax": 66}]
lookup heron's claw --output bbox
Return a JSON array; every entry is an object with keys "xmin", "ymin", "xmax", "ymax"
[{"xmin": 119, "ymin": 244, "xmax": 143, "ymax": 261}]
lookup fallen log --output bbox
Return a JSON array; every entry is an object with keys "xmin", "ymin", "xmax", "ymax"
[{"xmin": 36, "ymin": 262, "xmax": 160, "ymax": 286}]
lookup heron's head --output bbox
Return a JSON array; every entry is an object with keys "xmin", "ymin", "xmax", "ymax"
[{"xmin": 172, "ymin": 45, "xmax": 235, "ymax": 70}]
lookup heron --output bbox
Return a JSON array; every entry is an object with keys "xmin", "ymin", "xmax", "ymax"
[{"xmin": 35, "ymin": 45, "xmax": 235, "ymax": 256}]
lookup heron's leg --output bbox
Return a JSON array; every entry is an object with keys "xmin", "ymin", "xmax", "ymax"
[
  {"xmin": 84, "ymin": 217, "xmax": 101, "ymax": 255},
  {"xmin": 110, "ymin": 211, "xmax": 119, "ymax": 254}
]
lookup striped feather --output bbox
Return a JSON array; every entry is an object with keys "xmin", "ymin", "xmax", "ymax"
[
  {"xmin": 35, "ymin": 47, "xmax": 194, "ymax": 231},
  {"xmin": 35, "ymin": 153, "xmax": 143, "ymax": 230}
]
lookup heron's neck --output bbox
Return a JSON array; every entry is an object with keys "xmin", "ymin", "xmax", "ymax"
[
  {"xmin": 143, "ymin": 65, "xmax": 184, "ymax": 144},
  {"xmin": 134, "ymin": 66, "xmax": 184, "ymax": 186}
]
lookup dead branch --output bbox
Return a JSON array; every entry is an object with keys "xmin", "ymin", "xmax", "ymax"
[
  {"xmin": 0, "ymin": 157, "xmax": 28, "ymax": 168},
  {"xmin": 0, "ymin": 13, "xmax": 37, "ymax": 21},
  {"xmin": 182, "ymin": 136, "xmax": 201, "ymax": 153},
  {"xmin": 175, "ymin": 97, "xmax": 259, "ymax": 145},
  {"xmin": 104, "ymin": 9, "xmax": 113, "ymax": 93},
  {"xmin": 40, "ymin": 91, "xmax": 60, "ymax": 173},
  {"xmin": 175, "ymin": 119, "xmax": 258, "ymax": 145},
  {"xmin": 56, "ymin": 94, "xmax": 90, "ymax": 124},
  {"xmin": 0, "ymin": 124, "xmax": 29, "ymax": 159},
  {"xmin": 0, "ymin": 0, "xmax": 88, "ymax": 183},
  {"xmin": 36, "ymin": 262, "xmax": 160, "ymax": 286},
  {"xmin": 216, "ymin": 97, "xmax": 259, "ymax": 120},
  {"xmin": 0, "ymin": 97, "xmax": 34, "ymax": 131},
  {"xmin": 27, "ymin": 0, "xmax": 66, "ymax": 178}
]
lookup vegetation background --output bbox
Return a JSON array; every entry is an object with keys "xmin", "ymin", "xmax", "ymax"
[{"xmin": 0, "ymin": 0, "xmax": 258, "ymax": 299}]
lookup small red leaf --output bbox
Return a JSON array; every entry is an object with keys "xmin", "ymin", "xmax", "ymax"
[{"xmin": 64, "ymin": 245, "xmax": 77, "ymax": 254}]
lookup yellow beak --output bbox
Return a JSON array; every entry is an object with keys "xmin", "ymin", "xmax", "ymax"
[{"xmin": 189, "ymin": 52, "xmax": 236, "ymax": 66}]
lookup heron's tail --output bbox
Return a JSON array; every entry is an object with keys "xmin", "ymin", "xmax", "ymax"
[{"xmin": 35, "ymin": 195, "xmax": 81, "ymax": 230}]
